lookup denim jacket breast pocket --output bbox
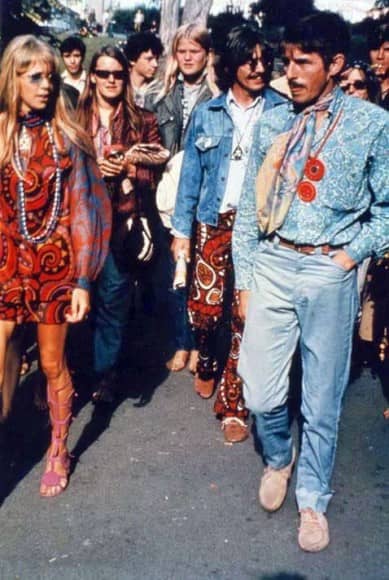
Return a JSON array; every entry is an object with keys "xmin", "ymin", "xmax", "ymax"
[{"xmin": 195, "ymin": 135, "xmax": 222, "ymax": 171}]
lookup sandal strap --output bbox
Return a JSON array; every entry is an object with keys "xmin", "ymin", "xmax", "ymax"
[
  {"xmin": 41, "ymin": 451, "xmax": 71, "ymax": 488},
  {"xmin": 221, "ymin": 417, "xmax": 248, "ymax": 430}
]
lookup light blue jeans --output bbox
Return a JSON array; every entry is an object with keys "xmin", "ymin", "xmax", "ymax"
[{"xmin": 239, "ymin": 238, "xmax": 358, "ymax": 512}]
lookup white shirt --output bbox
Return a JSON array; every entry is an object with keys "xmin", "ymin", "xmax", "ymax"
[
  {"xmin": 61, "ymin": 69, "xmax": 87, "ymax": 95},
  {"xmin": 172, "ymin": 89, "xmax": 264, "ymax": 238},
  {"xmin": 219, "ymin": 89, "xmax": 264, "ymax": 214}
]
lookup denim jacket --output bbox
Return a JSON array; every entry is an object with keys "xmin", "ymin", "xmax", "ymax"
[{"xmin": 172, "ymin": 88, "xmax": 287, "ymax": 238}]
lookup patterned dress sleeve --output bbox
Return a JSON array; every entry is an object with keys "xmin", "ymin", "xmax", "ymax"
[{"xmin": 67, "ymin": 143, "xmax": 112, "ymax": 289}]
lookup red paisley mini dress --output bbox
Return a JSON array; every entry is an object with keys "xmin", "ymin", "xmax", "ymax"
[{"xmin": 0, "ymin": 125, "xmax": 77, "ymax": 324}]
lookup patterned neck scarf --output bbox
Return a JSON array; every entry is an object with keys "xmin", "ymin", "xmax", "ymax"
[
  {"xmin": 18, "ymin": 111, "xmax": 47, "ymax": 128},
  {"xmin": 256, "ymin": 89, "xmax": 341, "ymax": 235}
]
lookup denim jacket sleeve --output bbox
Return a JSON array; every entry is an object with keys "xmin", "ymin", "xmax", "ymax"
[{"xmin": 171, "ymin": 108, "xmax": 203, "ymax": 238}]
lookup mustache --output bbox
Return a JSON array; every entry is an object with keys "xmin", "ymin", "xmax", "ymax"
[
  {"xmin": 248, "ymin": 73, "xmax": 264, "ymax": 80},
  {"xmin": 289, "ymin": 81, "xmax": 305, "ymax": 89}
]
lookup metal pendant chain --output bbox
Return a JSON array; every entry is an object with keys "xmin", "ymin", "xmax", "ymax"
[
  {"xmin": 230, "ymin": 99, "xmax": 263, "ymax": 161},
  {"xmin": 14, "ymin": 121, "xmax": 62, "ymax": 245}
]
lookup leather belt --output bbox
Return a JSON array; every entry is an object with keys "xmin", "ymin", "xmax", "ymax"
[{"xmin": 271, "ymin": 235, "xmax": 341, "ymax": 256}]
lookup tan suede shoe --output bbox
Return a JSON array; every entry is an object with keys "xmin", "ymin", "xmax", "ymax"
[
  {"xmin": 298, "ymin": 508, "xmax": 330, "ymax": 552},
  {"xmin": 258, "ymin": 447, "xmax": 296, "ymax": 512}
]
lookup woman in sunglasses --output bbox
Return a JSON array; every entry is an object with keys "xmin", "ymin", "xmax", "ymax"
[
  {"xmin": 77, "ymin": 45, "xmax": 166, "ymax": 403},
  {"xmin": 339, "ymin": 60, "xmax": 380, "ymax": 103},
  {"xmin": 0, "ymin": 35, "xmax": 111, "ymax": 496}
]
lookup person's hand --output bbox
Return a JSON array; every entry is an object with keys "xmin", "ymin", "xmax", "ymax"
[
  {"xmin": 331, "ymin": 250, "xmax": 356, "ymax": 271},
  {"xmin": 65, "ymin": 288, "xmax": 90, "ymax": 324},
  {"xmin": 238, "ymin": 290, "xmax": 251, "ymax": 322},
  {"xmin": 97, "ymin": 156, "xmax": 125, "ymax": 178},
  {"xmin": 171, "ymin": 237, "xmax": 191, "ymax": 262}
]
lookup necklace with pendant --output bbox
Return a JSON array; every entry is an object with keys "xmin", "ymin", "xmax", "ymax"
[
  {"xmin": 231, "ymin": 144, "xmax": 244, "ymax": 161},
  {"xmin": 230, "ymin": 98, "xmax": 263, "ymax": 161},
  {"xmin": 297, "ymin": 108, "xmax": 343, "ymax": 203},
  {"xmin": 14, "ymin": 121, "xmax": 62, "ymax": 244}
]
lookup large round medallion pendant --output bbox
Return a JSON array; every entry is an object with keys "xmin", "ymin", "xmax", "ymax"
[
  {"xmin": 297, "ymin": 181, "xmax": 316, "ymax": 203},
  {"xmin": 304, "ymin": 157, "xmax": 325, "ymax": 181}
]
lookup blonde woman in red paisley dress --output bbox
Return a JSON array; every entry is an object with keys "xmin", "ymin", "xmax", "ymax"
[{"xmin": 0, "ymin": 35, "xmax": 111, "ymax": 497}]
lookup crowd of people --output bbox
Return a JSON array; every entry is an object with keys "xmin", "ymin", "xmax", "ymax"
[{"xmin": 0, "ymin": 9, "xmax": 387, "ymax": 552}]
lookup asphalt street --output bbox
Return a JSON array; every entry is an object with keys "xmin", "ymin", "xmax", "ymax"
[{"xmin": 0, "ymin": 314, "xmax": 388, "ymax": 580}]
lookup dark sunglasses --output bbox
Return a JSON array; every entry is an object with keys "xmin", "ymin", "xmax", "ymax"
[
  {"xmin": 340, "ymin": 80, "xmax": 367, "ymax": 91},
  {"xmin": 94, "ymin": 69, "xmax": 126, "ymax": 80}
]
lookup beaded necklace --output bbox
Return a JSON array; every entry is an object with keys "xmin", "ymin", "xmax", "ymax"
[{"xmin": 14, "ymin": 121, "xmax": 62, "ymax": 245}]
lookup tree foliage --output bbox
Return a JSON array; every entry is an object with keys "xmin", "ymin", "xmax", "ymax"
[
  {"xmin": 374, "ymin": 0, "xmax": 389, "ymax": 7},
  {"xmin": 250, "ymin": 0, "xmax": 316, "ymax": 29},
  {"xmin": 208, "ymin": 11, "xmax": 247, "ymax": 55},
  {"xmin": 0, "ymin": 0, "xmax": 58, "ymax": 51}
]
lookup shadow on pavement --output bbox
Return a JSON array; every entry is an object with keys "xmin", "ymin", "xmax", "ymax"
[
  {"xmin": 0, "ymin": 371, "xmax": 50, "ymax": 507},
  {"xmin": 0, "ymin": 308, "xmax": 172, "ymax": 507}
]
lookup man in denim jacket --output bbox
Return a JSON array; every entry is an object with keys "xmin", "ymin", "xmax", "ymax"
[
  {"xmin": 233, "ymin": 12, "xmax": 388, "ymax": 551},
  {"xmin": 172, "ymin": 24, "xmax": 287, "ymax": 443}
]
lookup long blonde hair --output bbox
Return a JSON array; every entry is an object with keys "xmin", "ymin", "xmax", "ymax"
[
  {"xmin": 0, "ymin": 34, "xmax": 94, "ymax": 169},
  {"xmin": 159, "ymin": 23, "xmax": 218, "ymax": 99}
]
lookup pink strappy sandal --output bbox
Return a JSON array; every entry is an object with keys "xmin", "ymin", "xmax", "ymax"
[{"xmin": 40, "ymin": 380, "xmax": 73, "ymax": 498}]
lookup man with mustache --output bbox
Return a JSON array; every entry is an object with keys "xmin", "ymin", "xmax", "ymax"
[
  {"xmin": 233, "ymin": 12, "xmax": 388, "ymax": 551},
  {"xmin": 172, "ymin": 24, "xmax": 287, "ymax": 443}
]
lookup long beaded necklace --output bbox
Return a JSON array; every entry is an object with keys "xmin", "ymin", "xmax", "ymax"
[{"xmin": 14, "ymin": 121, "xmax": 62, "ymax": 245}]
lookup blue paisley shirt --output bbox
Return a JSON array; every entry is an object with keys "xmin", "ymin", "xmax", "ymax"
[{"xmin": 233, "ymin": 88, "xmax": 389, "ymax": 290}]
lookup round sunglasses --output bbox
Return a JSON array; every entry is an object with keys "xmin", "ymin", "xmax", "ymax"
[{"xmin": 21, "ymin": 72, "xmax": 57, "ymax": 85}]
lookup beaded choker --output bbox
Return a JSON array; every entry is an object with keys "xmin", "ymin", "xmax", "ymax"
[{"xmin": 14, "ymin": 121, "xmax": 62, "ymax": 244}]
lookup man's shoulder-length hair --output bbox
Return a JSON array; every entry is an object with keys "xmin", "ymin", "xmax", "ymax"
[{"xmin": 216, "ymin": 23, "xmax": 274, "ymax": 91}]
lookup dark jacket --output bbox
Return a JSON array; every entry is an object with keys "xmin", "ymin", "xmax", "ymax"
[{"xmin": 145, "ymin": 77, "xmax": 213, "ymax": 154}]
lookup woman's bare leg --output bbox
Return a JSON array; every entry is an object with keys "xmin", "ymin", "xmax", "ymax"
[{"xmin": 37, "ymin": 323, "xmax": 74, "ymax": 498}]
